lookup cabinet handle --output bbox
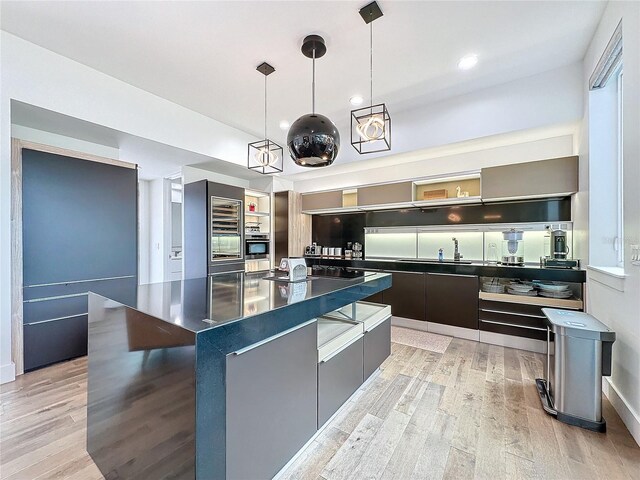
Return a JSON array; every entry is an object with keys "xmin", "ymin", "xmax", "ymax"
[
  {"xmin": 480, "ymin": 319, "xmax": 547, "ymax": 332},
  {"xmin": 383, "ymin": 270, "xmax": 425, "ymax": 275},
  {"xmin": 428, "ymin": 272, "xmax": 477, "ymax": 278},
  {"xmin": 319, "ymin": 334, "xmax": 363, "ymax": 363},
  {"xmin": 232, "ymin": 319, "xmax": 316, "ymax": 356},
  {"xmin": 365, "ymin": 315, "xmax": 391, "ymax": 333},
  {"xmin": 480, "ymin": 308, "xmax": 546, "ymax": 319}
]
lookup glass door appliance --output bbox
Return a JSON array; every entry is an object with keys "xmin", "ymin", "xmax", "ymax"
[{"xmin": 210, "ymin": 196, "xmax": 244, "ymax": 273}]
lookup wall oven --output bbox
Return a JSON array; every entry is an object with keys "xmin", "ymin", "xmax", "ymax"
[{"xmin": 246, "ymin": 236, "xmax": 270, "ymax": 260}]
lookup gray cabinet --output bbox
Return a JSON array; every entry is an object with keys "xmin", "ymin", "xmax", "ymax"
[
  {"xmin": 226, "ymin": 321, "xmax": 318, "ymax": 480},
  {"xmin": 364, "ymin": 317, "xmax": 391, "ymax": 379},
  {"xmin": 426, "ymin": 273, "xmax": 479, "ymax": 329},
  {"xmin": 318, "ymin": 336, "xmax": 364, "ymax": 427},
  {"xmin": 301, "ymin": 190, "xmax": 343, "ymax": 212},
  {"xmin": 357, "ymin": 181, "xmax": 413, "ymax": 206},
  {"xmin": 481, "ymin": 156, "xmax": 578, "ymax": 201}
]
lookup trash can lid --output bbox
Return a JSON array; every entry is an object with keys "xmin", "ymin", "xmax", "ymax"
[{"xmin": 542, "ymin": 308, "xmax": 616, "ymax": 342}]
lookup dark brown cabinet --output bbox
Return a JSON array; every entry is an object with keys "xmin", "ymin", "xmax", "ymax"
[
  {"xmin": 366, "ymin": 271, "xmax": 425, "ymax": 321},
  {"xmin": 426, "ymin": 273, "xmax": 478, "ymax": 329},
  {"xmin": 478, "ymin": 300, "xmax": 548, "ymax": 341}
]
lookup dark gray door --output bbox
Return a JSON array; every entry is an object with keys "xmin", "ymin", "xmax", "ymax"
[{"xmin": 22, "ymin": 149, "xmax": 138, "ymax": 371}]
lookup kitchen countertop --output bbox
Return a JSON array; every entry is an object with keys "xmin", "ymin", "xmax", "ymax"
[
  {"xmin": 91, "ymin": 269, "xmax": 390, "ymax": 334},
  {"xmin": 305, "ymin": 256, "xmax": 586, "ymax": 282}
]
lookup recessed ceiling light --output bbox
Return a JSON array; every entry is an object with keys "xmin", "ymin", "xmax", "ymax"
[
  {"xmin": 457, "ymin": 54, "xmax": 478, "ymax": 70},
  {"xmin": 279, "ymin": 120, "xmax": 290, "ymax": 130},
  {"xmin": 350, "ymin": 95, "xmax": 364, "ymax": 106}
]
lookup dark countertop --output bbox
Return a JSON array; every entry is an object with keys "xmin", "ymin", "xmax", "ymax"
[
  {"xmin": 305, "ymin": 257, "xmax": 586, "ymax": 283},
  {"xmin": 92, "ymin": 269, "xmax": 391, "ymax": 334}
]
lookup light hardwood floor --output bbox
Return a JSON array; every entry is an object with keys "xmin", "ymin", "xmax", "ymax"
[{"xmin": 1, "ymin": 339, "xmax": 638, "ymax": 480}]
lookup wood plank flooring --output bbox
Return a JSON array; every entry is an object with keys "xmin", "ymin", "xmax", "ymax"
[{"xmin": 1, "ymin": 339, "xmax": 638, "ymax": 480}]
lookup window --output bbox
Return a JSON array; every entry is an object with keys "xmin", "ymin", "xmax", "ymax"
[{"xmin": 588, "ymin": 21, "xmax": 624, "ymax": 269}]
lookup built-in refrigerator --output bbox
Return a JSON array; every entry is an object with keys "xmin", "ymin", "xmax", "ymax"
[{"xmin": 184, "ymin": 180, "xmax": 245, "ymax": 278}]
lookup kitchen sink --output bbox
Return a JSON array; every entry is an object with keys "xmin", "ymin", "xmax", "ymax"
[{"xmin": 398, "ymin": 258, "xmax": 473, "ymax": 265}]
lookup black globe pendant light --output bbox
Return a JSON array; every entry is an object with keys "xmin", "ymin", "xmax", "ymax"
[{"xmin": 287, "ymin": 35, "xmax": 340, "ymax": 168}]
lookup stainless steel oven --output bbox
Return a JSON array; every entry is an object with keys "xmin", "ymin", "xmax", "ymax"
[{"xmin": 245, "ymin": 237, "xmax": 270, "ymax": 260}]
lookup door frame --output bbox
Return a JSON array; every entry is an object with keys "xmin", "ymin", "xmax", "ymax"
[{"xmin": 10, "ymin": 138, "xmax": 135, "ymax": 375}]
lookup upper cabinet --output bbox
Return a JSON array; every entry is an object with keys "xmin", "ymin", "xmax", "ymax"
[
  {"xmin": 301, "ymin": 190, "xmax": 343, "ymax": 212},
  {"xmin": 299, "ymin": 156, "xmax": 579, "ymax": 215},
  {"xmin": 357, "ymin": 181, "xmax": 413, "ymax": 208},
  {"xmin": 481, "ymin": 156, "xmax": 578, "ymax": 202}
]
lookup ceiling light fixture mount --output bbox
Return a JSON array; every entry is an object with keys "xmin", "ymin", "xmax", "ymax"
[
  {"xmin": 247, "ymin": 61, "xmax": 283, "ymax": 174},
  {"xmin": 287, "ymin": 35, "xmax": 340, "ymax": 168},
  {"xmin": 351, "ymin": 1, "xmax": 391, "ymax": 155}
]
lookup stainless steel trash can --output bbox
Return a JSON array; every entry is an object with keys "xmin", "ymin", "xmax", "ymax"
[{"xmin": 536, "ymin": 308, "xmax": 615, "ymax": 432}]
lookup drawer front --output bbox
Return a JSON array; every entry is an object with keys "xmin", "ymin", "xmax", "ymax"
[
  {"xmin": 479, "ymin": 299, "xmax": 545, "ymax": 316},
  {"xmin": 364, "ymin": 317, "xmax": 391, "ymax": 379},
  {"xmin": 24, "ymin": 314, "xmax": 88, "ymax": 371},
  {"xmin": 318, "ymin": 337, "xmax": 364, "ymax": 427},
  {"xmin": 479, "ymin": 307, "xmax": 547, "ymax": 341},
  {"xmin": 24, "ymin": 295, "xmax": 87, "ymax": 324}
]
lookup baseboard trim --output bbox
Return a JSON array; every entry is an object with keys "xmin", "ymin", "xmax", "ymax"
[
  {"xmin": 391, "ymin": 317, "xmax": 429, "ymax": 332},
  {"xmin": 427, "ymin": 322, "xmax": 479, "ymax": 341},
  {"xmin": 479, "ymin": 330, "xmax": 547, "ymax": 354},
  {"xmin": 1, "ymin": 362, "xmax": 16, "ymax": 384},
  {"xmin": 391, "ymin": 318, "xmax": 546, "ymax": 354},
  {"xmin": 602, "ymin": 377, "xmax": 640, "ymax": 447},
  {"xmin": 391, "ymin": 317, "xmax": 479, "ymax": 341}
]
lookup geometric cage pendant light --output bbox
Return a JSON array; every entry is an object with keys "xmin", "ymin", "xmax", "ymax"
[
  {"xmin": 351, "ymin": 1, "xmax": 391, "ymax": 154},
  {"xmin": 248, "ymin": 62, "xmax": 284, "ymax": 174}
]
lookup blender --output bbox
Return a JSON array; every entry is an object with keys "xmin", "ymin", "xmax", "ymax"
[{"xmin": 500, "ymin": 229, "xmax": 525, "ymax": 266}]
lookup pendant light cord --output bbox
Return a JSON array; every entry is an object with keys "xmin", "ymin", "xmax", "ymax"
[
  {"xmin": 370, "ymin": 19, "xmax": 373, "ymax": 109},
  {"xmin": 264, "ymin": 74, "xmax": 268, "ymax": 140},
  {"xmin": 312, "ymin": 48, "xmax": 316, "ymax": 114}
]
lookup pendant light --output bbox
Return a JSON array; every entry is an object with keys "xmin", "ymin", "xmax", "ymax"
[
  {"xmin": 248, "ymin": 62, "xmax": 283, "ymax": 174},
  {"xmin": 287, "ymin": 35, "xmax": 340, "ymax": 168},
  {"xmin": 351, "ymin": 1, "xmax": 391, "ymax": 154}
]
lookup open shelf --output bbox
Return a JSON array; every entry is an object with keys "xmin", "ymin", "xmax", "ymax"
[
  {"xmin": 479, "ymin": 291, "xmax": 583, "ymax": 310},
  {"xmin": 245, "ymin": 211, "xmax": 270, "ymax": 217}
]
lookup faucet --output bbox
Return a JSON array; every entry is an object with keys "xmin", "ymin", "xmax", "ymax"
[{"xmin": 452, "ymin": 237, "xmax": 463, "ymax": 262}]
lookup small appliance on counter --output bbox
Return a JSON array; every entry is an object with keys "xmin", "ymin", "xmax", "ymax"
[
  {"xmin": 540, "ymin": 227, "xmax": 580, "ymax": 269},
  {"xmin": 500, "ymin": 228, "xmax": 525, "ymax": 266},
  {"xmin": 352, "ymin": 242, "xmax": 363, "ymax": 259},
  {"xmin": 278, "ymin": 257, "xmax": 308, "ymax": 282},
  {"xmin": 304, "ymin": 242, "xmax": 322, "ymax": 256}
]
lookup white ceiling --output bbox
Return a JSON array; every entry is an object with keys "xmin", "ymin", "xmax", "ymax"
[{"xmin": 1, "ymin": 1, "xmax": 605, "ymax": 174}]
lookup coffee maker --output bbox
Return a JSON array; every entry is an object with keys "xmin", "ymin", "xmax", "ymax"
[
  {"xmin": 541, "ymin": 227, "xmax": 580, "ymax": 269},
  {"xmin": 550, "ymin": 229, "xmax": 569, "ymax": 259}
]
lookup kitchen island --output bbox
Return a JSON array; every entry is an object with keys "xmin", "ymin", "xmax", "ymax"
[{"xmin": 86, "ymin": 270, "xmax": 391, "ymax": 480}]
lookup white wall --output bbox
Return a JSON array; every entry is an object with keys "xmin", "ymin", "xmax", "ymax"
[
  {"xmin": 182, "ymin": 165, "xmax": 251, "ymax": 189},
  {"xmin": 11, "ymin": 124, "xmax": 120, "ymax": 159},
  {"xmin": 138, "ymin": 179, "xmax": 151, "ymax": 285},
  {"xmin": 581, "ymin": 1, "xmax": 640, "ymax": 444},
  {"xmin": 0, "ymin": 32, "xmax": 258, "ymax": 383},
  {"xmin": 293, "ymin": 134, "xmax": 576, "ymax": 193},
  {"xmin": 148, "ymin": 178, "xmax": 166, "ymax": 284}
]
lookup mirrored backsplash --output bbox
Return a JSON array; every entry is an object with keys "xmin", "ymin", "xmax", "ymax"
[{"xmin": 365, "ymin": 223, "xmax": 573, "ymax": 264}]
